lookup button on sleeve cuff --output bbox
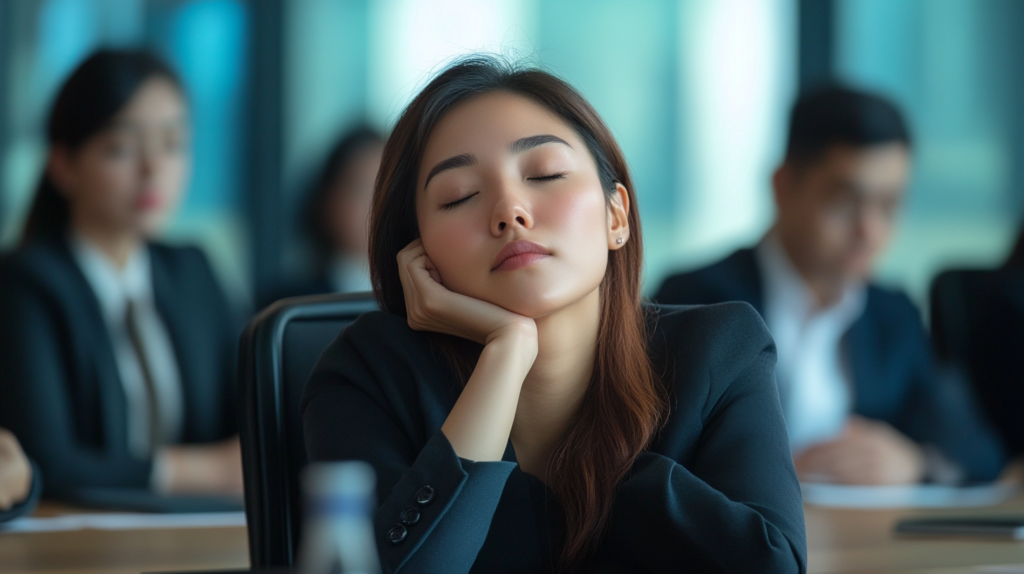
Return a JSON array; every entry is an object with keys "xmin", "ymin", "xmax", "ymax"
[{"xmin": 374, "ymin": 431, "xmax": 515, "ymax": 574}]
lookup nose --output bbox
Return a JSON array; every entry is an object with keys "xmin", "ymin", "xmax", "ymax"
[
  {"xmin": 139, "ymin": 140, "xmax": 158, "ymax": 179},
  {"xmin": 490, "ymin": 187, "xmax": 533, "ymax": 237}
]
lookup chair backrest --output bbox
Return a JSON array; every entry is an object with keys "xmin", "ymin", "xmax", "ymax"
[
  {"xmin": 239, "ymin": 292, "xmax": 378, "ymax": 568},
  {"xmin": 929, "ymin": 269, "xmax": 999, "ymax": 365}
]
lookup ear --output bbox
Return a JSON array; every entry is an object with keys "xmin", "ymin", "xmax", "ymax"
[
  {"xmin": 47, "ymin": 146, "xmax": 76, "ymax": 199},
  {"xmin": 606, "ymin": 182, "xmax": 630, "ymax": 250}
]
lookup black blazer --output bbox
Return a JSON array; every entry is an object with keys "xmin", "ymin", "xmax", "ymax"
[
  {"xmin": 654, "ymin": 248, "xmax": 1005, "ymax": 481},
  {"xmin": 0, "ymin": 460, "xmax": 42, "ymax": 523},
  {"xmin": 0, "ymin": 237, "xmax": 239, "ymax": 498},
  {"xmin": 303, "ymin": 304, "xmax": 806, "ymax": 574},
  {"xmin": 969, "ymin": 271, "xmax": 1024, "ymax": 456}
]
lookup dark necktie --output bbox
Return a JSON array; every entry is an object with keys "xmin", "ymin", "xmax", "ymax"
[{"xmin": 125, "ymin": 300, "xmax": 163, "ymax": 455}]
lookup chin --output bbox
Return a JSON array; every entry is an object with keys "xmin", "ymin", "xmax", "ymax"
[
  {"xmin": 483, "ymin": 283, "xmax": 598, "ymax": 319},
  {"xmin": 136, "ymin": 214, "xmax": 170, "ymax": 237}
]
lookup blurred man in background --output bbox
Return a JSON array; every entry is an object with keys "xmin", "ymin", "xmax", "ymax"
[{"xmin": 655, "ymin": 86, "xmax": 1004, "ymax": 485}]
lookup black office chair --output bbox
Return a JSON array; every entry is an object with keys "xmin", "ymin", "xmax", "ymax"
[
  {"xmin": 239, "ymin": 291, "xmax": 379, "ymax": 569},
  {"xmin": 929, "ymin": 269, "xmax": 999, "ymax": 365}
]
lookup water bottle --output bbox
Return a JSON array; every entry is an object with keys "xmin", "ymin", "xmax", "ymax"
[{"xmin": 299, "ymin": 461, "xmax": 382, "ymax": 574}]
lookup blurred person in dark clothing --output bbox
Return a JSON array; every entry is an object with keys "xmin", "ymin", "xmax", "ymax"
[
  {"xmin": 655, "ymin": 85, "xmax": 1004, "ymax": 485},
  {"xmin": 0, "ymin": 49, "xmax": 242, "ymax": 500},
  {"xmin": 0, "ymin": 429, "xmax": 41, "ymax": 522},
  {"xmin": 259, "ymin": 127, "xmax": 384, "ymax": 308}
]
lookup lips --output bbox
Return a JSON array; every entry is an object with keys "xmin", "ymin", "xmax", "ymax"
[
  {"xmin": 135, "ymin": 192, "xmax": 163, "ymax": 211},
  {"xmin": 491, "ymin": 240, "xmax": 552, "ymax": 272}
]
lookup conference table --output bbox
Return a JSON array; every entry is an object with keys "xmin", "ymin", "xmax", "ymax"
[{"xmin": 3, "ymin": 497, "xmax": 1024, "ymax": 574}]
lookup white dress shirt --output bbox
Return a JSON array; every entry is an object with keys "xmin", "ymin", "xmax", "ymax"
[
  {"xmin": 756, "ymin": 233, "xmax": 866, "ymax": 455},
  {"xmin": 70, "ymin": 234, "xmax": 184, "ymax": 460}
]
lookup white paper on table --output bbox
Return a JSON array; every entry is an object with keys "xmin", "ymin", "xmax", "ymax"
[
  {"xmin": 801, "ymin": 483, "xmax": 1018, "ymax": 509},
  {"xmin": 0, "ymin": 511, "xmax": 246, "ymax": 533},
  {"xmin": 975, "ymin": 566, "xmax": 1024, "ymax": 573}
]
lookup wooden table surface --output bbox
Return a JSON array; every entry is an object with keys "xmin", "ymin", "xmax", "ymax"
[
  {"xmin": 2, "ymin": 498, "xmax": 1024, "ymax": 574},
  {"xmin": 806, "ymin": 494, "xmax": 1024, "ymax": 574},
  {"xmin": 0, "ymin": 503, "xmax": 249, "ymax": 574}
]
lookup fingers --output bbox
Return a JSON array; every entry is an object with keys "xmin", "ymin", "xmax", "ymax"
[
  {"xmin": 424, "ymin": 257, "xmax": 443, "ymax": 284},
  {"xmin": 0, "ymin": 430, "xmax": 31, "ymax": 510},
  {"xmin": 795, "ymin": 429, "xmax": 922, "ymax": 485},
  {"xmin": 398, "ymin": 239, "xmax": 443, "ymax": 291},
  {"xmin": 0, "ymin": 428, "xmax": 16, "ymax": 452},
  {"xmin": 0, "ymin": 428, "xmax": 24, "ymax": 463},
  {"xmin": 398, "ymin": 239, "xmax": 457, "ymax": 335},
  {"xmin": 394, "ymin": 238, "xmax": 535, "ymax": 345}
]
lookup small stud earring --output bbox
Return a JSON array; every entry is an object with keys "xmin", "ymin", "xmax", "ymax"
[{"xmin": 616, "ymin": 238, "xmax": 623, "ymax": 244}]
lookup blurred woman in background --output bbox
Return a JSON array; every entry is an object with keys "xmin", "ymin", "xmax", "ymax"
[
  {"xmin": 259, "ymin": 126, "xmax": 384, "ymax": 308},
  {"xmin": 0, "ymin": 49, "xmax": 242, "ymax": 500}
]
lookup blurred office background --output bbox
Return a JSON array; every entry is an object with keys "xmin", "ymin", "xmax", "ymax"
[{"xmin": 2, "ymin": 0, "xmax": 1023, "ymax": 310}]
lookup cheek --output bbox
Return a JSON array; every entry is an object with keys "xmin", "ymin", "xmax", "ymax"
[
  {"xmin": 158, "ymin": 155, "xmax": 189, "ymax": 200},
  {"xmin": 810, "ymin": 205, "xmax": 850, "ymax": 245},
  {"xmin": 419, "ymin": 214, "xmax": 488, "ymax": 293},
  {"xmin": 865, "ymin": 219, "xmax": 893, "ymax": 253},
  {"xmin": 79, "ymin": 157, "xmax": 137, "ymax": 212},
  {"xmin": 542, "ymin": 186, "xmax": 611, "ymax": 265},
  {"xmin": 518, "ymin": 186, "xmax": 611, "ymax": 315}
]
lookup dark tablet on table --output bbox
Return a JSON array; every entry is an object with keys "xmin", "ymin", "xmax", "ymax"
[
  {"xmin": 895, "ymin": 516, "xmax": 1024, "ymax": 540},
  {"xmin": 66, "ymin": 488, "xmax": 244, "ymax": 513}
]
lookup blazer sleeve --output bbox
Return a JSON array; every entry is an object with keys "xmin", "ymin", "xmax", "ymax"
[
  {"xmin": 0, "ymin": 272, "xmax": 152, "ymax": 494},
  {"xmin": 603, "ymin": 304, "xmax": 806, "ymax": 573},
  {"xmin": 888, "ymin": 295, "xmax": 1005, "ymax": 482},
  {"xmin": 302, "ymin": 314, "xmax": 515, "ymax": 574}
]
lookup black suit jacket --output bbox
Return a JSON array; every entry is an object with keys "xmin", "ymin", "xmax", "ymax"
[
  {"xmin": 303, "ymin": 304, "xmax": 806, "ymax": 574},
  {"xmin": 654, "ymin": 248, "xmax": 1004, "ymax": 481},
  {"xmin": 0, "ymin": 237, "xmax": 239, "ymax": 498}
]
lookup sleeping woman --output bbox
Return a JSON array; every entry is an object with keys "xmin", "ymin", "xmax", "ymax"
[{"xmin": 302, "ymin": 56, "xmax": 806, "ymax": 573}]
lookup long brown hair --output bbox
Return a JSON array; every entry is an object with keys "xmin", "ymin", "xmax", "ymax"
[{"xmin": 368, "ymin": 56, "xmax": 667, "ymax": 570}]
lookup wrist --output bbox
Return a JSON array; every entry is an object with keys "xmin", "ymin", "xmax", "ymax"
[
  {"xmin": 486, "ymin": 317, "xmax": 537, "ymax": 346},
  {"xmin": 485, "ymin": 320, "xmax": 538, "ymax": 367},
  {"xmin": 151, "ymin": 448, "xmax": 175, "ymax": 493}
]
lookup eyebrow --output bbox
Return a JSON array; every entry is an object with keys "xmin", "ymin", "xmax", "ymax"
[
  {"xmin": 509, "ymin": 134, "xmax": 572, "ymax": 155},
  {"xmin": 424, "ymin": 153, "xmax": 476, "ymax": 188},
  {"xmin": 423, "ymin": 134, "xmax": 573, "ymax": 188}
]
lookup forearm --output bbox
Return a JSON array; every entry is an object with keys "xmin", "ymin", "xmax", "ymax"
[
  {"xmin": 441, "ymin": 325, "xmax": 536, "ymax": 461},
  {"xmin": 155, "ymin": 437, "xmax": 242, "ymax": 494},
  {"xmin": 610, "ymin": 454, "xmax": 804, "ymax": 573}
]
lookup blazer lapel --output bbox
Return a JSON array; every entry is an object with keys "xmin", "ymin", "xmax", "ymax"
[
  {"xmin": 844, "ymin": 302, "xmax": 877, "ymax": 417},
  {"xmin": 42, "ymin": 239, "xmax": 129, "ymax": 450}
]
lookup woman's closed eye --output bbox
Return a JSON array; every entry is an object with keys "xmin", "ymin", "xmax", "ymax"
[
  {"xmin": 527, "ymin": 172, "xmax": 566, "ymax": 182},
  {"xmin": 441, "ymin": 191, "xmax": 479, "ymax": 211}
]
